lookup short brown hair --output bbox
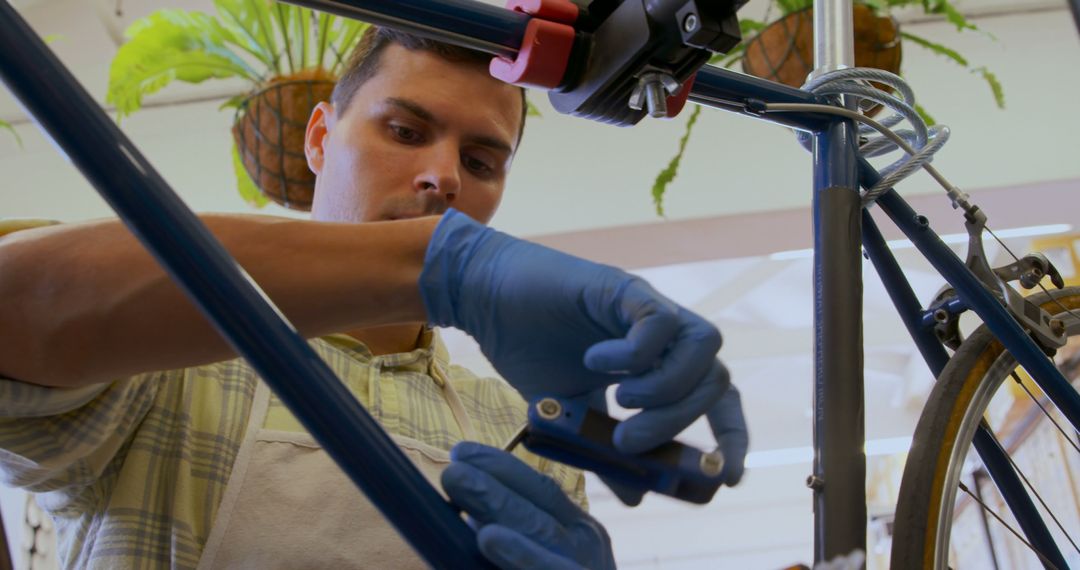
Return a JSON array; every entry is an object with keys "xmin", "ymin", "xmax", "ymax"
[{"xmin": 331, "ymin": 26, "xmax": 528, "ymax": 148}]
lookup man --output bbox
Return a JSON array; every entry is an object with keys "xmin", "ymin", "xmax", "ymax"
[{"xmin": 0, "ymin": 25, "xmax": 746, "ymax": 569}]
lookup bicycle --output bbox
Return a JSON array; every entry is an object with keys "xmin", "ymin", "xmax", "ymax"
[{"xmin": 1, "ymin": 0, "xmax": 1078, "ymax": 568}]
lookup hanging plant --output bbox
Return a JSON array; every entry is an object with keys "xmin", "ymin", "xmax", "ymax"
[
  {"xmin": 651, "ymin": 0, "xmax": 1004, "ymax": 216},
  {"xmin": 107, "ymin": 0, "xmax": 369, "ymax": 210}
]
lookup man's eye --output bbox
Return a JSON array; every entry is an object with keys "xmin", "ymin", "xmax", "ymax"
[
  {"xmin": 389, "ymin": 124, "xmax": 422, "ymax": 143},
  {"xmin": 463, "ymin": 155, "xmax": 494, "ymax": 176}
]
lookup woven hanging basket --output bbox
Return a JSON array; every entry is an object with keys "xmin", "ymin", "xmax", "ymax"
[
  {"xmin": 741, "ymin": 4, "xmax": 901, "ymax": 90},
  {"xmin": 232, "ymin": 69, "xmax": 336, "ymax": 211}
]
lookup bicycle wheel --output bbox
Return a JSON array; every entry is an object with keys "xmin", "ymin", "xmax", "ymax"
[{"xmin": 892, "ymin": 286, "xmax": 1080, "ymax": 569}]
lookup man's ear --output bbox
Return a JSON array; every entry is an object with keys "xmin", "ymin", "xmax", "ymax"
[{"xmin": 305, "ymin": 101, "xmax": 336, "ymax": 175}]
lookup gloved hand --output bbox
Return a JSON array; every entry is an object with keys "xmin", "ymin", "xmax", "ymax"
[
  {"xmin": 709, "ymin": 385, "xmax": 748, "ymax": 485},
  {"xmin": 421, "ymin": 210, "xmax": 731, "ymax": 457},
  {"xmin": 442, "ymin": 442, "xmax": 615, "ymax": 570},
  {"xmin": 599, "ymin": 385, "xmax": 749, "ymax": 506}
]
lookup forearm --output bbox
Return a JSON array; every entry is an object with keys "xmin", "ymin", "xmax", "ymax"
[{"xmin": 0, "ymin": 214, "xmax": 436, "ymax": 387}]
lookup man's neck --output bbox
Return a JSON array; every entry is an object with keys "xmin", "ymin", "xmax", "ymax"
[{"xmin": 346, "ymin": 322, "xmax": 427, "ymax": 356}]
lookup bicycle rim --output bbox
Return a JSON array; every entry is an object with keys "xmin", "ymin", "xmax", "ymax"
[{"xmin": 891, "ymin": 287, "xmax": 1080, "ymax": 569}]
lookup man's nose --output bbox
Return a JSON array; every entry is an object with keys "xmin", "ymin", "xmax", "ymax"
[{"xmin": 413, "ymin": 145, "xmax": 461, "ymax": 202}]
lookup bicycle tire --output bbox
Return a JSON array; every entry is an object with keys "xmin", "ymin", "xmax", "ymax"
[{"xmin": 891, "ymin": 286, "xmax": 1080, "ymax": 569}]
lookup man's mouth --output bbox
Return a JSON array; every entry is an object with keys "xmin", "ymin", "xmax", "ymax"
[{"xmin": 384, "ymin": 204, "xmax": 448, "ymax": 221}]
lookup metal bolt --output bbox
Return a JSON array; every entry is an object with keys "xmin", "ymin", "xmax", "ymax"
[
  {"xmin": 806, "ymin": 475, "xmax": 824, "ymax": 490},
  {"xmin": 1050, "ymin": 318, "xmax": 1066, "ymax": 337},
  {"xmin": 629, "ymin": 72, "xmax": 681, "ymax": 118},
  {"xmin": 699, "ymin": 451, "xmax": 724, "ymax": 477},
  {"xmin": 683, "ymin": 13, "xmax": 699, "ymax": 33},
  {"xmin": 934, "ymin": 308, "xmax": 950, "ymax": 323},
  {"xmin": 643, "ymin": 81, "xmax": 668, "ymax": 118},
  {"xmin": 536, "ymin": 398, "xmax": 562, "ymax": 420}
]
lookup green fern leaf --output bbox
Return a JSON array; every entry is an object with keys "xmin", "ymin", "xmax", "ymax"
[
  {"xmin": 900, "ymin": 31, "xmax": 968, "ymax": 67},
  {"xmin": 314, "ymin": 13, "xmax": 333, "ymax": 69},
  {"xmin": 330, "ymin": 19, "xmax": 369, "ymax": 75},
  {"xmin": 233, "ymin": 142, "xmax": 269, "ymax": 208},
  {"xmin": 709, "ymin": 43, "xmax": 746, "ymax": 68},
  {"xmin": 972, "ymin": 66, "xmax": 1005, "ymax": 109},
  {"xmin": 928, "ymin": 0, "xmax": 978, "ymax": 32},
  {"xmin": 249, "ymin": 0, "xmax": 281, "ymax": 75},
  {"xmin": 273, "ymin": 2, "xmax": 295, "ymax": 73},
  {"xmin": 525, "ymin": 98, "xmax": 542, "ymax": 117},
  {"xmin": 739, "ymin": 19, "xmax": 766, "ymax": 36},
  {"xmin": 294, "ymin": 6, "xmax": 311, "ymax": 69},
  {"xmin": 219, "ymin": 93, "xmax": 248, "ymax": 111},
  {"xmin": 651, "ymin": 105, "xmax": 702, "ymax": 217},
  {"xmin": 107, "ymin": 10, "xmax": 257, "ymax": 118},
  {"xmin": 211, "ymin": 0, "xmax": 281, "ymax": 75},
  {"xmin": 775, "ymin": 0, "xmax": 811, "ymax": 15},
  {"xmin": 213, "ymin": 0, "xmax": 275, "ymax": 71},
  {"xmin": 914, "ymin": 102, "xmax": 936, "ymax": 126}
]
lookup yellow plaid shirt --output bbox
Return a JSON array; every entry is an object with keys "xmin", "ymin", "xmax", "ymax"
[{"xmin": 0, "ymin": 331, "xmax": 586, "ymax": 569}]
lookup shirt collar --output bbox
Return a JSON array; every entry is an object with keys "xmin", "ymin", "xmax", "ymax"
[{"xmin": 320, "ymin": 327, "xmax": 451, "ymax": 371}]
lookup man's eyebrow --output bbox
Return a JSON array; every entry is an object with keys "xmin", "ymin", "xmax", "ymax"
[
  {"xmin": 385, "ymin": 97, "xmax": 437, "ymax": 124},
  {"xmin": 384, "ymin": 97, "xmax": 514, "ymax": 155}
]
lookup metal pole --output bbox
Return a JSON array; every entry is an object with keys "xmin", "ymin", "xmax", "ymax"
[
  {"xmin": 810, "ymin": 0, "xmax": 865, "ymax": 564},
  {"xmin": 812, "ymin": 0, "xmax": 854, "ymax": 78}
]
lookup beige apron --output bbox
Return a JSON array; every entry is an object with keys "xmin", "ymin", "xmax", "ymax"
[{"xmin": 197, "ymin": 359, "xmax": 477, "ymax": 569}]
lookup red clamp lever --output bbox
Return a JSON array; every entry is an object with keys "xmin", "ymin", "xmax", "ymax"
[
  {"xmin": 489, "ymin": 0, "xmax": 578, "ymax": 90},
  {"xmin": 666, "ymin": 73, "xmax": 697, "ymax": 119}
]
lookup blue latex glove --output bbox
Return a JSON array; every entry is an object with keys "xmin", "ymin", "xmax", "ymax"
[
  {"xmin": 421, "ymin": 210, "xmax": 731, "ymax": 456},
  {"xmin": 598, "ymin": 385, "xmax": 749, "ymax": 506},
  {"xmin": 442, "ymin": 442, "xmax": 615, "ymax": 570},
  {"xmin": 709, "ymin": 385, "xmax": 749, "ymax": 486}
]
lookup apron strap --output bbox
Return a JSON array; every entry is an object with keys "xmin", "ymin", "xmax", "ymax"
[
  {"xmin": 430, "ymin": 361, "xmax": 479, "ymax": 442},
  {"xmin": 196, "ymin": 381, "xmax": 272, "ymax": 570}
]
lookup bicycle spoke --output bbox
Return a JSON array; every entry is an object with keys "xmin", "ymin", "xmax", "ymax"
[
  {"xmin": 958, "ymin": 481, "xmax": 1063, "ymax": 570},
  {"xmin": 1010, "ymin": 370, "xmax": 1080, "ymax": 456},
  {"xmin": 980, "ymin": 419, "xmax": 1080, "ymax": 557}
]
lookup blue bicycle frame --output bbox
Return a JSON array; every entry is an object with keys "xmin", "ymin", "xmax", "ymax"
[{"xmin": 2, "ymin": 0, "xmax": 1078, "ymax": 567}]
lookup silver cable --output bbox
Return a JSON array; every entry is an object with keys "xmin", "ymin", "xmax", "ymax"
[
  {"xmin": 765, "ymin": 102, "xmax": 967, "ymax": 208},
  {"xmin": 789, "ymin": 68, "xmax": 950, "ymax": 204},
  {"xmin": 959, "ymin": 480, "xmax": 1062, "ymax": 570}
]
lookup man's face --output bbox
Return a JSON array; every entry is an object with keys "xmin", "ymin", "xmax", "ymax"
[{"xmin": 304, "ymin": 44, "xmax": 523, "ymax": 224}]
